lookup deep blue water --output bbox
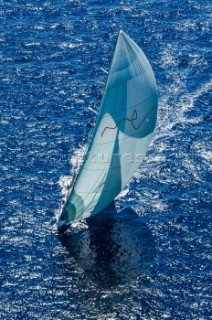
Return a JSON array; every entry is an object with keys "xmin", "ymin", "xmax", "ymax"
[{"xmin": 0, "ymin": 0, "xmax": 211, "ymax": 319}]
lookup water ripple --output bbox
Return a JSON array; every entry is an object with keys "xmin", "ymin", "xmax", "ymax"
[{"xmin": 0, "ymin": 0, "xmax": 211, "ymax": 319}]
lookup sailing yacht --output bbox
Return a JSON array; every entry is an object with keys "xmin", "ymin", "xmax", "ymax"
[{"xmin": 58, "ymin": 31, "xmax": 158, "ymax": 232}]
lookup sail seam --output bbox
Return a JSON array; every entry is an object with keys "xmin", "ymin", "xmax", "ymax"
[{"xmin": 100, "ymin": 92, "xmax": 156, "ymax": 121}]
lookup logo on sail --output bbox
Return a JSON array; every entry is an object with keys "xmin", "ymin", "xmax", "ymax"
[{"xmin": 101, "ymin": 107, "xmax": 156, "ymax": 137}]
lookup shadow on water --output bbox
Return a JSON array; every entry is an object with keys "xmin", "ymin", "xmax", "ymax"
[{"xmin": 59, "ymin": 202, "xmax": 155, "ymax": 289}]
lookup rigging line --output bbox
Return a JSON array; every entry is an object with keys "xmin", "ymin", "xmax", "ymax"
[
  {"xmin": 63, "ymin": 34, "xmax": 123, "ymax": 213},
  {"xmin": 100, "ymin": 67, "xmax": 108, "ymax": 74},
  {"xmin": 67, "ymin": 32, "xmax": 121, "ymax": 193},
  {"xmin": 88, "ymin": 106, "xmax": 98, "ymax": 114}
]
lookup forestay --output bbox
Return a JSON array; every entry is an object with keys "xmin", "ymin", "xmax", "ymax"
[{"xmin": 58, "ymin": 31, "xmax": 158, "ymax": 230}]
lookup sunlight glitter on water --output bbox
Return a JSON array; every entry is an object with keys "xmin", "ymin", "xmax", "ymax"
[{"xmin": 1, "ymin": 0, "xmax": 211, "ymax": 319}]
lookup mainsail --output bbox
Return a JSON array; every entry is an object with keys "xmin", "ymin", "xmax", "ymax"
[{"xmin": 58, "ymin": 31, "xmax": 158, "ymax": 230}]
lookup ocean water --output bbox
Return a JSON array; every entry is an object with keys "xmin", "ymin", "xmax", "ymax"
[{"xmin": 0, "ymin": 0, "xmax": 211, "ymax": 319}]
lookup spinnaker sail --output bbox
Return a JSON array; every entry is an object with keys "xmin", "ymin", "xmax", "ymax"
[{"xmin": 58, "ymin": 31, "xmax": 158, "ymax": 231}]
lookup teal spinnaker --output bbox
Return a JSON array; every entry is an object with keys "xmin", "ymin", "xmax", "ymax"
[{"xmin": 58, "ymin": 31, "xmax": 158, "ymax": 231}]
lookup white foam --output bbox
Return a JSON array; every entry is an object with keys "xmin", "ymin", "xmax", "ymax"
[
  {"xmin": 115, "ymin": 187, "xmax": 129, "ymax": 199},
  {"xmin": 56, "ymin": 146, "xmax": 87, "ymax": 220},
  {"xmin": 58, "ymin": 175, "xmax": 73, "ymax": 196},
  {"xmin": 70, "ymin": 145, "xmax": 87, "ymax": 168},
  {"xmin": 59, "ymin": 42, "xmax": 81, "ymax": 49},
  {"xmin": 71, "ymin": 220, "xmax": 88, "ymax": 230},
  {"xmin": 24, "ymin": 42, "xmax": 41, "ymax": 47},
  {"xmin": 158, "ymin": 43, "xmax": 212, "ymax": 144},
  {"xmin": 56, "ymin": 175, "xmax": 73, "ymax": 221},
  {"xmin": 34, "ymin": 25, "xmax": 45, "ymax": 30},
  {"xmin": 201, "ymin": 151, "xmax": 212, "ymax": 162},
  {"xmin": 180, "ymin": 79, "xmax": 212, "ymax": 115},
  {"xmin": 50, "ymin": 24, "xmax": 59, "ymax": 29}
]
